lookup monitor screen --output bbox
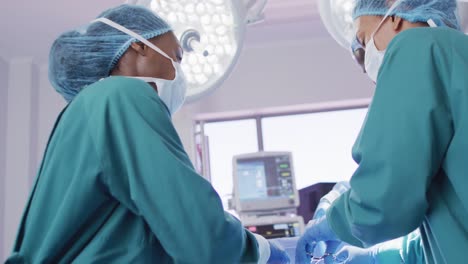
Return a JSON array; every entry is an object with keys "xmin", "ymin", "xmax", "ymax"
[
  {"xmin": 233, "ymin": 153, "xmax": 298, "ymax": 212},
  {"xmin": 237, "ymin": 156, "xmax": 294, "ymax": 201}
]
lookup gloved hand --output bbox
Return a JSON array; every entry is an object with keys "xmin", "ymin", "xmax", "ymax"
[
  {"xmin": 313, "ymin": 182, "xmax": 350, "ymax": 219},
  {"xmin": 267, "ymin": 239, "xmax": 291, "ymax": 264},
  {"xmin": 333, "ymin": 245, "xmax": 377, "ymax": 264},
  {"xmin": 295, "ymin": 216, "xmax": 340, "ymax": 264}
]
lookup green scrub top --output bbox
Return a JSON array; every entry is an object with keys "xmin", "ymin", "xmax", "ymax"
[
  {"xmin": 373, "ymin": 231, "xmax": 425, "ymax": 264},
  {"xmin": 327, "ymin": 27, "xmax": 468, "ymax": 264},
  {"xmin": 6, "ymin": 77, "xmax": 260, "ymax": 264}
]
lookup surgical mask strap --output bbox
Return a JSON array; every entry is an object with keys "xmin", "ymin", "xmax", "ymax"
[
  {"xmin": 92, "ymin": 17, "xmax": 173, "ymax": 61},
  {"xmin": 427, "ymin": 19, "xmax": 437, "ymax": 28}
]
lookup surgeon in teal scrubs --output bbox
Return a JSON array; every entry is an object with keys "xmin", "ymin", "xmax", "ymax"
[
  {"xmin": 296, "ymin": 0, "xmax": 468, "ymax": 263},
  {"xmin": 5, "ymin": 4, "xmax": 290, "ymax": 264}
]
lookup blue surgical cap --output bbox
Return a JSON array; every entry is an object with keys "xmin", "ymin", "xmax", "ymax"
[
  {"xmin": 353, "ymin": 0, "xmax": 460, "ymax": 30},
  {"xmin": 49, "ymin": 4, "xmax": 172, "ymax": 102}
]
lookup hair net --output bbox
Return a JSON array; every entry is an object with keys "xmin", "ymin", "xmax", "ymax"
[
  {"xmin": 49, "ymin": 4, "xmax": 172, "ymax": 102},
  {"xmin": 353, "ymin": 0, "xmax": 460, "ymax": 30}
]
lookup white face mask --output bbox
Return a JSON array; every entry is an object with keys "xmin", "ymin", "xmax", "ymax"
[
  {"xmin": 364, "ymin": 5, "xmax": 396, "ymax": 83},
  {"xmin": 364, "ymin": 34, "xmax": 386, "ymax": 83},
  {"xmin": 93, "ymin": 18, "xmax": 187, "ymax": 115}
]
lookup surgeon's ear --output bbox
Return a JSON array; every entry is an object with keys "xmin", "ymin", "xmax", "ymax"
[
  {"xmin": 392, "ymin": 16, "xmax": 404, "ymax": 32},
  {"xmin": 130, "ymin": 42, "xmax": 148, "ymax": 56}
]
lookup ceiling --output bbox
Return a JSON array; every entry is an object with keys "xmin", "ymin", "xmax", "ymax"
[
  {"xmin": 0, "ymin": 0, "xmax": 324, "ymax": 63},
  {"xmin": 0, "ymin": 0, "xmax": 124, "ymax": 62}
]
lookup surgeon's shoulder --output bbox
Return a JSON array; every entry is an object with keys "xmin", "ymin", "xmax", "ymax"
[
  {"xmin": 386, "ymin": 27, "xmax": 456, "ymax": 58},
  {"xmin": 77, "ymin": 76, "xmax": 169, "ymax": 115},
  {"xmin": 81, "ymin": 76, "xmax": 155, "ymax": 101}
]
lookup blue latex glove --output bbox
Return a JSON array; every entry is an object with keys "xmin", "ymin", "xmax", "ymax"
[
  {"xmin": 267, "ymin": 239, "xmax": 291, "ymax": 264},
  {"xmin": 334, "ymin": 246, "xmax": 377, "ymax": 264},
  {"xmin": 309, "ymin": 241, "xmax": 345, "ymax": 264},
  {"xmin": 307, "ymin": 182, "xmax": 350, "ymax": 264},
  {"xmin": 295, "ymin": 216, "xmax": 340, "ymax": 264}
]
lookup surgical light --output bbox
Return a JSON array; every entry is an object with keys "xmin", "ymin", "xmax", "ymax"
[
  {"xmin": 317, "ymin": 0, "xmax": 357, "ymax": 50},
  {"xmin": 127, "ymin": 0, "xmax": 267, "ymax": 102},
  {"xmin": 459, "ymin": 0, "xmax": 468, "ymax": 34}
]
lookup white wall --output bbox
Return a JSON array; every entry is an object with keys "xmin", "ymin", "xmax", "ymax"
[
  {"xmin": 0, "ymin": 57, "xmax": 8, "ymax": 263},
  {"xmin": 3, "ymin": 58, "xmax": 35, "ymax": 259},
  {"xmin": 1, "ymin": 59, "xmax": 65, "ymax": 260},
  {"xmin": 189, "ymin": 38, "xmax": 373, "ymax": 113}
]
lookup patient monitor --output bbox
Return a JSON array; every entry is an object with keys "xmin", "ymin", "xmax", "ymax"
[{"xmin": 232, "ymin": 152, "xmax": 304, "ymax": 238}]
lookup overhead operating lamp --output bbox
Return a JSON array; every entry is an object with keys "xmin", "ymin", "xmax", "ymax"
[
  {"xmin": 318, "ymin": 0, "xmax": 468, "ymax": 50},
  {"xmin": 126, "ymin": 0, "xmax": 267, "ymax": 102},
  {"xmin": 317, "ymin": 0, "xmax": 356, "ymax": 50},
  {"xmin": 459, "ymin": 0, "xmax": 468, "ymax": 33}
]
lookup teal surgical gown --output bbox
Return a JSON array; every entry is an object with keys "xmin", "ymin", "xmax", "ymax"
[
  {"xmin": 327, "ymin": 27, "xmax": 468, "ymax": 264},
  {"xmin": 6, "ymin": 77, "xmax": 260, "ymax": 263},
  {"xmin": 370, "ymin": 231, "xmax": 425, "ymax": 264}
]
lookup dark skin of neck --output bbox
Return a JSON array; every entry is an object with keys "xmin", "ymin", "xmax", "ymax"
[{"xmin": 110, "ymin": 31, "xmax": 184, "ymax": 92}]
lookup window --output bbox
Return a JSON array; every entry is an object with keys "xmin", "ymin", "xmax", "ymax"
[
  {"xmin": 203, "ymin": 119, "xmax": 258, "ymax": 208},
  {"xmin": 262, "ymin": 108, "xmax": 368, "ymax": 189},
  {"xmin": 197, "ymin": 102, "xmax": 369, "ymax": 210}
]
